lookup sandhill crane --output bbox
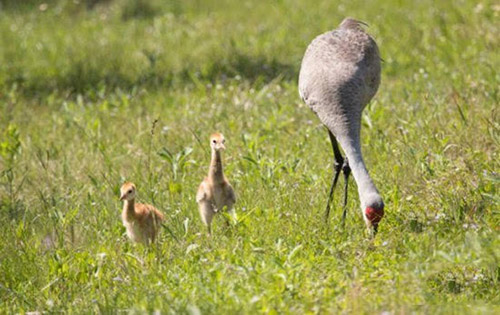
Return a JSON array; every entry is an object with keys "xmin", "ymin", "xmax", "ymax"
[
  {"xmin": 196, "ymin": 133, "xmax": 236, "ymax": 235},
  {"xmin": 298, "ymin": 18, "xmax": 384, "ymax": 233},
  {"xmin": 119, "ymin": 182, "xmax": 165, "ymax": 244}
]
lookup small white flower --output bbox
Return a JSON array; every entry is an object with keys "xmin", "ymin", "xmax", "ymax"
[
  {"xmin": 472, "ymin": 273, "xmax": 484, "ymax": 281},
  {"xmin": 186, "ymin": 243, "xmax": 199, "ymax": 254},
  {"xmin": 434, "ymin": 213, "xmax": 446, "ymax": 221}
]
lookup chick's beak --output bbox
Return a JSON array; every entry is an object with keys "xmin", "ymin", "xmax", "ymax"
[{"xmin": 119, "ymin": 194, "xmax": 126, "ymax": 201}]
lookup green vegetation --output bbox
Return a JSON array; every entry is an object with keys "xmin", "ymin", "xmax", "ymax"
[{"xmin": 0, "ymin": 0, "xmax": 499, "ymax": 313}]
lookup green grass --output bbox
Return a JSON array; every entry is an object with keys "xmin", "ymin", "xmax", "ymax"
[{"xmin": 1, "ymin": 0, "xmax": 499, "ymax": 313}]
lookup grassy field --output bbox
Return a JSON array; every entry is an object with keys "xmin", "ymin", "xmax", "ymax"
[{"xmin": 0, "ymin": 0, "xmax": 499, "ymax": 313}]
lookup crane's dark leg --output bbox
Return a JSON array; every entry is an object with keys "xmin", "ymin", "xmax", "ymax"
[
  {"xmin": 341, "ymin": 158, "xmax": 351, "ymax": 226},
  {"xmin": 325, "ymin": 130, "xmax": 344, "ymax": 221}
]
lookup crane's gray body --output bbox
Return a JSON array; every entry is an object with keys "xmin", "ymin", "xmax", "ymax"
[{"xmin": 298, "ymin": 18, "xmax": 384, "ymax": 218}]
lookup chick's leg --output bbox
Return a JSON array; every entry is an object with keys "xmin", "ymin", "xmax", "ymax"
[{"xmin": 199, "ymin": 200, "xmax": 215, "ymax": 235}]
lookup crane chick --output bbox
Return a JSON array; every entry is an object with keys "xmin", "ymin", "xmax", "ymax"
[
  {"xmin": 119, "ymin": 182, "xmax": 164, "ymax": 244},
  {"xmin": 196, "ymin": 133, "xmax": 236, "ymax": 235}
]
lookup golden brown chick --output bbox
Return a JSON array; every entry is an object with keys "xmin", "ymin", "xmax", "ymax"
[
  {"xmin": 119, "ymin": 182, "xmax": 164, "ymax": 244},
  {"xmin": 196, "ymin": 133, "xmax": 236, "ymax": 235}
]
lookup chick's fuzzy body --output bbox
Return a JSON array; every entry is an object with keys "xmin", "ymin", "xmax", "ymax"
[
  {"xmin": 122, "ymin": 200, "xmax": 164, "ymax": 244},
  {"xmin": 197, "ymin": 178, "xmax": 235, "ymax": 213}
]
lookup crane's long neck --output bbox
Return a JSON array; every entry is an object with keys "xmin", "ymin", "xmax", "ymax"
[
  {"xmin": 208, "ymin": 150, "xmax": 224, "ymax": 183},
  {"xmin": 337, "ymin": 135, "xmax": 381, "ymax": 208},
  {"xmin": 122, "ymin": 199, "xmax": 135, "ymax": 221}
]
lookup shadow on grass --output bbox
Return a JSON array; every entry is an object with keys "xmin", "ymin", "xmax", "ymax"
[
  {"xmin": 0, "ymin": 0, "xmax": 112, "ymax": 11},
  {"xmin": 6, "ymin": 51, "xmax": 297, "ymax": 97},
  {"xmin": 191, "ymin": 51, "xmax": 297, "ymax": 84}
]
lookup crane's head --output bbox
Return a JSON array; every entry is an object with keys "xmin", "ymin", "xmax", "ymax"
[
  {"xmin": 120, "ymin": 182, "xmax": 136, "ymax": 201},
  {"xmin": 210, "ymin": 133, "xmax": 226, "ymax": 151},
  {"xmin": 362, "ymin": 197, "xmax": 384, "ymax": 233}
]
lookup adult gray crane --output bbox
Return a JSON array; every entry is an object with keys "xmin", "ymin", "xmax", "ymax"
[{"xmin": 298, "ymin": 18, "xmax": 384, "ymax": 233}]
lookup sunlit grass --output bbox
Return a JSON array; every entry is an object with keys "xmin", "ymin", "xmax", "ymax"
[{"xmin": 0, "ymin": 0, "xmax": 499, "ymax": 313}]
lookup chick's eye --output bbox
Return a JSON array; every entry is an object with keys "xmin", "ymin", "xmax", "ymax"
[
  {"xmin": 212, "ymin": 140, "xmax": 217, "ymax": 144},
  {"xmin": 128, "ymin": 190, "xmax": 133, "ymax": 194},
  {"xmin": 222, "ymin": 139, "xmax": 226, "ymax": 143}
]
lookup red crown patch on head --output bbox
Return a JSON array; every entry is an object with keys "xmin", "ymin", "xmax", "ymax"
[{"xmin": 365, "ymin": 206, "xmax": 384, "ymax": 225}]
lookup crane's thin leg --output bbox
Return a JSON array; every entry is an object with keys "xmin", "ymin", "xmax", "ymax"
[
  {"xmin": 341, "ymin": 158, "xmax": 351, "ymax": 226},
  {"xmin": 325, "ymin": 130, "xmax": 344, "ymax": 221}
]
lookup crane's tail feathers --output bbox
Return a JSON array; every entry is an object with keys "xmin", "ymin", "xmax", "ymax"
[{"xmin": 340, "ymin": 18, "xmax": 369, "ymax": 30}]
